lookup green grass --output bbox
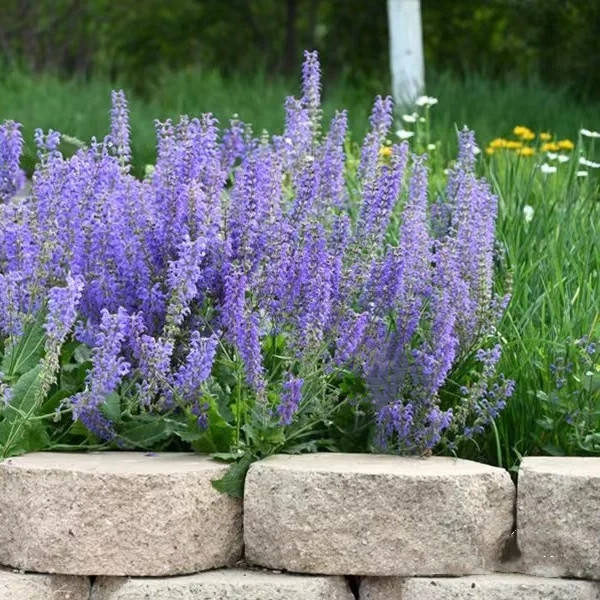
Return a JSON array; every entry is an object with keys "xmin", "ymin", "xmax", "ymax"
[
  {"xmin": 482, "ymin": 146, "xmax": 600, "ymax": 469},
  {"xmin": 2, "ymin": 66, "xmax": 599, "ymax": 174},
  {"xmin": 1, "ymin": 65, "xmax": 598, "ymax": 468}
]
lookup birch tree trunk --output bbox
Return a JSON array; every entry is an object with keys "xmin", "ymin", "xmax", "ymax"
[{"xmin": 387, "ymin": 0, "xmax": 425, "ymax": 106}]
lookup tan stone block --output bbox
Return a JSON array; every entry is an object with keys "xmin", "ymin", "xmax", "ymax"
[
  {"xmin": 517, "ymin": 456, "xmax": 600, "ymax": 579},
  {"xmin": 360, "ymin": 574, "xmax": 600, "ymax": 599},
  {"xmin": 0, "ymin": 452, "xmax": 242, "ymax": 576},
  {"xmin": 244, "ymin": 453, "xmax": 515, "ymax": 575},
  {"xmin": 0, "ymin": 567, "xmax": 90, "ymax": 600},
  {"xmin": 90, "ymin": 569, "xmax": 354, "ymax": 599}
]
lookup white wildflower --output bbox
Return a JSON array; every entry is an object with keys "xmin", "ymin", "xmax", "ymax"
[
  {"xmin": 473, "ymin": 146, "xmax": 481, "ymax": 155},
  {"xmin": 396, "ymin": 129, "xmax": 415, "ymax": 140},
  {"xmin": 579, "ymin": 156, "xmax": 600, "ymax": 168},
  {"xmin": 546, "ymin": 152, "xmax": 558, "ymax": 160},
  {"xmin": 576, "ymin": 170, "xmax": 589, "ymax": 177},
  {"xmin": 523, "ymin": 205, "xmax": 534, "ymax": 222},
  {"xmin": 415, "ymin": 96, "xmax": 438, "ymax": 107},
  {"xmin": 427, "ymin": 143, "xmax": 436, "ymax": 151},
  {"xmin": 402, "ymin": 113, "xmax": 418, "ymax": 123},
  {"xmin": 557, "ymin": 155, "xmax": 570, "ymax": 163},
  {"xmin": 580, "ymin": 128, "xmax": 600, "ymax": 138},
  {"xmin": 540, "ymin": 163, "xmax": 557, "ymax": 174},
  {"xmin": 419, "ymin": 117, "xmax": 426, "ymax": 123}
]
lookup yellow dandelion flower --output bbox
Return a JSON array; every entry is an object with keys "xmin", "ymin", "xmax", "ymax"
[
  {"xmin": 514, "ymin": 126, "xmax": 534, "ymax": 139},
  {"xmin": 557, "ymin": 139, "xmax": 574, "ymax": 151},
  {"xmin": 505, "ymin": 140, "xmax": 523, "ymax": 149},
  {"xmin": 518, "ymin": 147, "xmax": 535, "ymax": 156},
  {"xmin": 539, "ymin": 132, "xmax": 552, "ymax": 141},
  {"xmin": 541, "ymin": 142, "xmax": 560, "ymax": 152},
  {"xmin": 489, "ymin": 138, "xmax": 507, "ymax": 149},
  {"xmin": 485, "ymin": 147, "xmax": 495, "ymax": 155},
  {"xmin": 379, "ymin": 146, "xmax": 392, "ymax": 158}
]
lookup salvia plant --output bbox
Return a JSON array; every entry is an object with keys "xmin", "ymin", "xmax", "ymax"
[{"xmin": 0, "ymin": 52, "xmax": 513, "ymax": 495}]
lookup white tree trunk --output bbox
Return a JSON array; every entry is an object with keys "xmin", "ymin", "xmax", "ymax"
[{"xmin": 387, "ymin": 0, "xmax": 425, "ymax": 106}]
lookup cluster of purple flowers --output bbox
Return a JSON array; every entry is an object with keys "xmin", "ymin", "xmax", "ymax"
[{"xmin": 0, "ymin": 51, "xmax": 512, "ymax": 453}]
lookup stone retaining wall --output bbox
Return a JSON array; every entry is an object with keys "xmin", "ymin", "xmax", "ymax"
[{"xmin": 0, "ymin": 452, "xmax": 598, "ymax": 599}]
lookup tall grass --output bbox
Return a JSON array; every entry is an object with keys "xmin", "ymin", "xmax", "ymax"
[
  {"xmin": 2, "ymin": 66, "xmax": 599, "ymax": 173},
  {"xmin": 482, "ymin": 146, "xmax": 599, "ymax": 469}
]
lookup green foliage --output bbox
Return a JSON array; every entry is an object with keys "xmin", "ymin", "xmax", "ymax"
[
  {"xmin": 476, "ymin": 132, "xmax": 600, "ymax": 468},
  {"xmin": 2, "ymin": 0, "xmax": 600, "ymax": 99},
  {"xmin": 0, "ymin": 63, "xmax": 598, "ymax": 487}
]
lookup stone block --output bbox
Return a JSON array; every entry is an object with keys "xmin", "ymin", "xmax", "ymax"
[
  {"xmin": 244, "ymin": 453, "xmax": 515, "ymax": 575},
  {"xmin": 0, "ymin": 567, "xmax": 90, "ymax": 600},
  {"xmin": 517, "ymin": 456, "xmax": 600, "ymax": 579},
  {"xmin": 0, "ymin": 452, "xmax": 242, "ymax": 576},
  {"xmin": 90, "ymin": 568, "xmax": 354, "ymax": 599},
  {"xmin": 360, "ymin": 574, "xmax": 600, "ymax": 599}
]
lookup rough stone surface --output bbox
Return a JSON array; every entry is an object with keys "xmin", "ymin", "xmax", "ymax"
[
  {"xmin": 517, "ymin": 456, "xmax": 600, "ymax": 579},
  {"xmin": 360, "ymin": 574, "xmax": 600, "ymax": 599},
  {"xmin": 244, "ymin": 453, "xmax": 515, "ymax": 576},
  {"xmin": 0, "ymin": 567, "xmax": 90, "ymax": 600},
  {"xmin": 90, "ymin": 569, "xmax": 354, "ymax": 599},
  {"xmin": 0, "ymin": 452, "xmax": 242, "ymax": 576}
]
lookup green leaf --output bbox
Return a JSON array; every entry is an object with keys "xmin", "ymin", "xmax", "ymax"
[
  {"xmin": 2, "ymin": 312, "xmax": 46, "ymax": 377},
  {"xmin": 0, "ymin": 364, "xmax": 44, "ymax": 456},
  {"xmin": 211, "ymin": 453, "xmax": 253, "ymax": 498},
  {"xmin": 189, "ymin": 395, "xmax": 234, "ymax": 453},
  {"xmin": 541, "ymin": 443, "xmax": 566, "ymax": 456},
  {"xmin": 210, "ymin": 451, "xmax": 245, "ymax": 462},
  {"xmin": 100, "ymin": 392, "xmax": 121, "ymax": 423},
  {"xmin": 2, "ymin": 365, "xmax": 43, "ymax": 426},
  {"xmin": 174, "ymin": 429, "xmax": 205, "ymax": 443},
  {"xmin": 117, "ymin": 416, "xmax": 176, "ymax": 448},
  {"xmin": 583, "ymin": 372, "xmax": 600, "ymax": 393},
  {"xmin": 41, "ymin": 389, "xmax": 74, "ymax": 415}
]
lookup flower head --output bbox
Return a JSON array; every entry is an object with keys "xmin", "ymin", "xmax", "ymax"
[
  {"xmin": 580, "ymin": 129, "xmax": 600, "ymax": 138},
  {"xmin": 557, "ymin": 139, "xmax": 574, "ymax": 151},
  {"xmin": 540, "ymin": 163, "xmax": 557, "ymax": 174},
  {"xmin": 396, "ymin": 129, "xmax": 414, "ymax": 140},
  {"xmin": 415, "ymin": 96, "xmax": 438, "ymax": 107}
]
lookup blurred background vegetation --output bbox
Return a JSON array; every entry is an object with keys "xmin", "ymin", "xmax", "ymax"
[{"xmin": 1, "ymin": 0, "xmax": 599, "ymax": 99}]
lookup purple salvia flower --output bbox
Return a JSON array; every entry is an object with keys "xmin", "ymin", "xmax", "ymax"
[
  {"xmin": 358, "ymin": 95, "xmax": 394, "ymax": 182},
  {"xmin": 34, "ymin": 128, "xmax": 61, "ymax": 161},
  {"xmin": 279, "ymin": 96, "xmax": 312, "ymax": 169},
  {"xmin": 164, "ymin": 235, "xmax": 207, "ymax": 338},
  {"xmin": 0, "ymin": 120, "xmax": 26, "ymax": 199},
  {"xmin": 172, "ymin": 332, "xmax": 218, "ymax": 404},
  {"xmin": 301, "ymin": 50, "xmax": 322, "ymax": 140},
  {"xmin": 40, "ymin": 274, "xmax": 85, "ymax": 395},
  {"xmin": 359, "ymin": 142, "xmax": 409, "ymax": 242},
  {"xmin": 376, "ymin": 401, "xmax": 414, "ymax": 450},
  {"xmin": 318, "ymin": 110, "xmax": 348, "ymax": 210},
  {"xmin": 221, "ymin": 264, "xmax": 265, "ymax": 393},
  {"xmin": 70, "ymin": 308, "xmax": 132, "ymax": 440},
  {"xmin": 290, "ymin": 154, "xmax": 321, "ymax": 224},
  {"xmin": 108, "ymin": 90, "xmax": 131, "ymax": 166},
  {"xmin": 44, "ymin": 274, "xmax": 84, "ymax": 344},
  {"xmin": 220, "ymin": 118, "xmax": 250, "ymax": 172},
  {"xmin": 334, "ymin": 312, "xmax": 369, "ymax": 366},
  {"xmin": 0, "ymin": 271, "xmax": 27, "ymax": 338},
  {"xmin": 277, "ymin": 374, "xmax": 304, "ymax": 425},
  {"xmin": 133, "ymin": 334, "xmax": 174, "ymax": 407}
]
